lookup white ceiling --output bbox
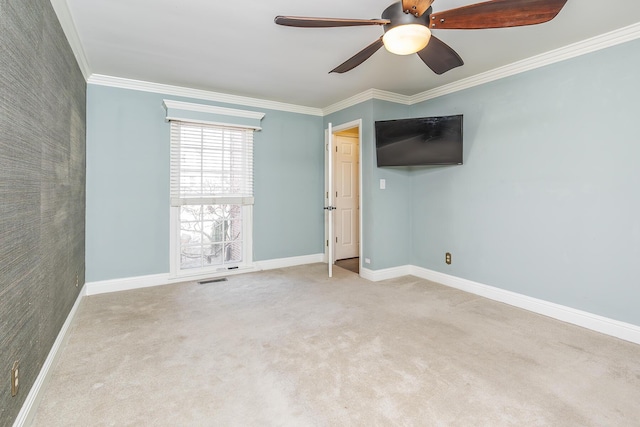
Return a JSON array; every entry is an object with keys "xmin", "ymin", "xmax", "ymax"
[{"xmin": 60, "ymin": 0, "xmax": 640, "ymax": 109}]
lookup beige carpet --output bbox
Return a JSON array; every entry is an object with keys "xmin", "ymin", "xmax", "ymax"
[{"xmin": 32, "ymin": 264, "xmax": 640, "ymax": 426}]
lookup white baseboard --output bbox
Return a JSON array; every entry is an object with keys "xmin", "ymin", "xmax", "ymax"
[
  {"xmin": 85, "ymin": 254, "xmax": 326, "ymax": 296},
  {"xmin": 360, "ymin": 265, "xmax": 411, "ymax": 282},
  {"xmin": 365, "ymin": 264, "xmax": 639, "ymax": 345},
  {"xmin": 411, "ymin": 266, "xmax": 640, "ymax": 345},
  {"xmin": 254, "ymin": 253, "xmax": 325, "ymax": 271},
  {"xmin": 12, "ymin": 284, "xmax": 87, "ymax": 427},
  {"xmin": 86, "ymin": 267, "xmax": 270, "ymax": 296},
  {"xmin": 85, "ymin": 273, "xmax": 172, "ymax": 296}
]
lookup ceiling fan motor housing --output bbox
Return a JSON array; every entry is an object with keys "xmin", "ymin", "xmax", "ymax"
[{"xmin": 382, "ymin": 2, "xmax": 431, "ymax": 33}]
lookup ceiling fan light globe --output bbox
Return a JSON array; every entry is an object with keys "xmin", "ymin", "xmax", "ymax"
[{"xmin": 382, "ymin": 24, "xmax": 431, "ymax": 55}]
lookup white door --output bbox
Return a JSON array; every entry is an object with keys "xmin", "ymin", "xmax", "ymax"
[
  {"xmin": 334, "ymin": 135, "xmax": 359, "ymax": 260},
  {"xmin": 325, "ymin": 124, "xmax": 335, "ymax": 277}
]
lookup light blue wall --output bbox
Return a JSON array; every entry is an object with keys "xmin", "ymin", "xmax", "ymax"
[
  {"xmin": 409, "ymin": 38, "xmax": 640, "ymax": 325},
  {"xmin": 370, "ymin": 100, "xmax": 413, "ymax": 269},
  {"xmin": 324, "ymin": 100, "xmax": 412, "ymax": 270},
  {"xmin": 86, "ymin": 38, "xmax": 640, "ymax": 326},
  {"xmin": 253, "ymin": 109, "xmax": 325, "ymax": 261},
  {"xmin": 86, "ymin": 85, "xmax": 324, "ymax": 282},
  {"xmin": 86, "ymin": 86, "xmax": 169, "ymax": 282}
]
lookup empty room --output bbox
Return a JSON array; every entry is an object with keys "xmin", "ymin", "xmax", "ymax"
[{"xmin": 2, "ymin": 0, "xmax": 640, "ymax": 425}]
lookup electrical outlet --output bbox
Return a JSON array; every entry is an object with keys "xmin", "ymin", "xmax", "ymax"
[
  {"xmin": 445, "ymin": 252, "xmax": 452, "ymax": 265},
  {"xmin": 75, "ymin": 272, "xmax": 79, "ymax": 287},
  {"xmin": 11, "ymin": 361, "xmax": 19, "ymax": 397}
]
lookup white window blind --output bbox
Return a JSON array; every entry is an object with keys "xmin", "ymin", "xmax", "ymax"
[{"xmin": 170, "ymin": 121, "xmax": 254, "ymax": 206}]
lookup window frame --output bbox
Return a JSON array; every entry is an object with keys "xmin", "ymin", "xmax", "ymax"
[
  {"xmin": 170, "ymin": 204, "xmax": 253, "ymax": 279},
  {"xmin": 168, "ymin": 119, "xmax": 256, "ymax": 279}
]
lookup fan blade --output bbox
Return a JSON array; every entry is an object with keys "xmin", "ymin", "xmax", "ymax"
[
  {"xmin": 429, "ymin": 0, "xmax": 568, "ymax": 29},
  {"xmin": 274, "ymin": 16, "xmax": 390, "ymax": 28},
  {"xmin": 417, "ymin": 36, "xmax": 464, "ymax": 75},
  {"xmin": 401, "ymin": 0, "xmax": 435, "ymax": 17},
  {"xmin": 330, "ymin": 37, "xmax": 384, "ymax": 74}
]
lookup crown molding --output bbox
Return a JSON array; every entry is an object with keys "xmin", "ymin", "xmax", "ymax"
[
  {"xmin": 410, "ymin": 22, "xmax": 640, "ymax": 105},
  {"xmin": 325, "ymin": 22, "xmax": 640, "ymax": 113},
  {"xmin": 322, "ymin": 90, "xmax": 377, "ymax": 116},
  {"xmin": 371, "ymin": 88, "xmax": 414, "ymax": 105},
  {"xmin": 79, "ymin": 21, "xmax": 639, "ymax": 117},
  {"xmin": 49, "ymin": 0, "xmax": 91, "ymax": 80},
  {"xmin": 88, "ymin": 74, "xmax": 324, "ymax": 116},
  {"xmin": 323, "ymin": 89, "xmax": 411, "ymax": 116}
]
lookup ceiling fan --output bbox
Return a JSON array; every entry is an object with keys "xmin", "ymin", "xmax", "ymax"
[{"xmin": 274, "ymin": 0, "xmax": 568, "ymax": 75}]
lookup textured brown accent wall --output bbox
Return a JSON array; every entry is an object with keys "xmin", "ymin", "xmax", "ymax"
[{"xmin": 0, "ymin": 1, "xmax": 86, "ymax": 425}]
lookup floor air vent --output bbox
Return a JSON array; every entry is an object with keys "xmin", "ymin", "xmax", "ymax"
[{"xmin": 198, "ymin": 278, "xmax": 228, "ymax": 284}]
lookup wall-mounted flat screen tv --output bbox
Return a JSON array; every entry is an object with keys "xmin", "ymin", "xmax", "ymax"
[{"xmin": 375, "ymin": 114, "xmax": 463, "ymax": 167}]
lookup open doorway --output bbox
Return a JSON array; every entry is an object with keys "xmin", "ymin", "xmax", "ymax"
[{"xmin": 331, "ymin": 122, "xmax": 361, "ymax": 274}]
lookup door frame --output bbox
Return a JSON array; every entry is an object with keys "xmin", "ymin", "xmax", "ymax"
[{"xmin": 325, "ymin": 119, "xmax": 363, "ymax": 275}]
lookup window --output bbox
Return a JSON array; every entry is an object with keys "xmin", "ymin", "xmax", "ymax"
[{"xmin": 170, "ymin": 121, "xmax": 254, "ymax": 275}]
